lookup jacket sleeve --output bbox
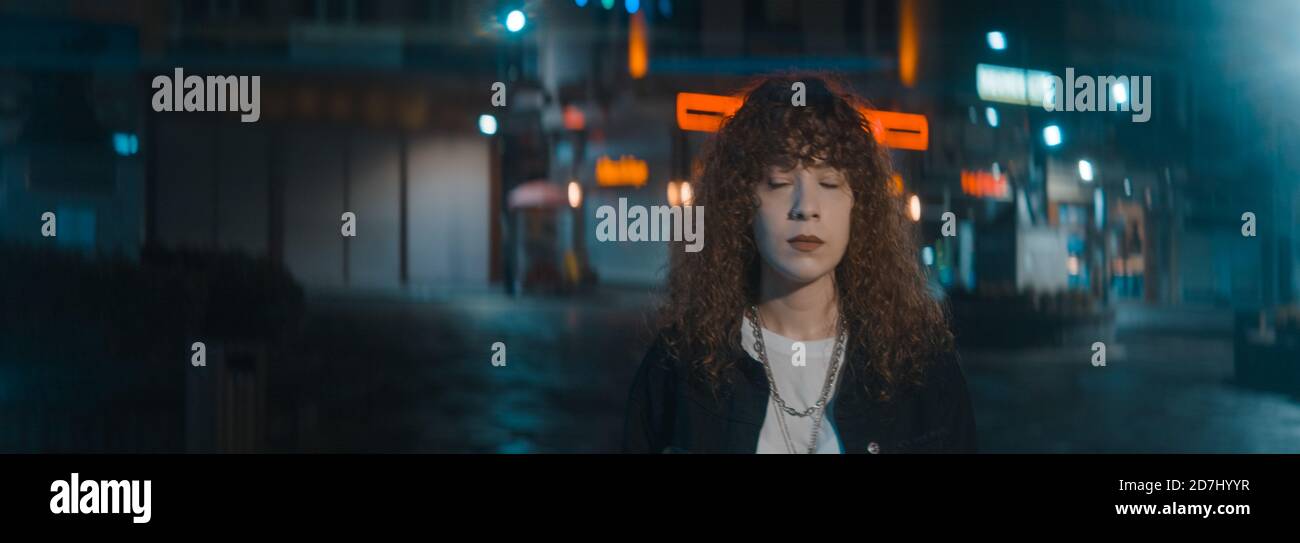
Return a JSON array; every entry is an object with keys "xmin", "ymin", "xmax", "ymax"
[
  {"xmin": 622, "ymin": 334, "xmax": 676, "ymax": 453},
  {"xmin": 929, "ymin": 349, "xmax": 980, "ymax": 453},
  {"xmin": 946, "ymin": 350, "xmax": 977, "ymax": 452}
]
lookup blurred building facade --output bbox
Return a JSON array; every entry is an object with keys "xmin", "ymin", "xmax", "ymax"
[
  {"xmin": 2, "ymin": 0, "xmax": 502, "ymax": 291},
  {"xmin": 0, "ymin": 0, "xmax": 1295, "ymax": 309}
]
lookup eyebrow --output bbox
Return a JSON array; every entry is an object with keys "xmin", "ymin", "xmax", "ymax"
[{"xmin": 765, "ymin": 166, "xmax": 845, "ymax": 180}]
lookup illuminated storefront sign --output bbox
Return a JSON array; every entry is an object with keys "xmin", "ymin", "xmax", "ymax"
[
  {"xmin": 676, "ymin": 93, "xmax": 742, "ymax": 132},
  {"xmin": 961, "ymin": 169, "xmax": 1010, "ymax": 200},
  {"xmin": 976, "ymin": 63, "xmax": 1054, "ymax": 107},
  {"xmin": 596, "ymin": 155, "xmax": 648, "ymax": 187},
  {"xmin": 864, "ymin": 109, "xmax": 928, "ymax": 151},
  {"xmin": 628, "ymin": 11, "xmax": 648, "ymax": 79},
  {"xmin": 675, "ymin": 93, "xmax": 929, "ymax": 151}
]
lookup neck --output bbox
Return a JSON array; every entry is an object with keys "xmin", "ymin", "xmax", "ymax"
[{"xmin": 756, "ymin": 267, "xmax": 839, "ymax": 341}]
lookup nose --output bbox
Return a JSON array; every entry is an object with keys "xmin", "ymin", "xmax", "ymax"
[{"xmin": 788, "ymin": 176, "xmax": 821, "ymax": 220}]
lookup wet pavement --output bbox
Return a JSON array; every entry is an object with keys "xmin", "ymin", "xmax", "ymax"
[
  {"xmin": 965, "ymin": 322, "xmax": 1300, "ymax": 453},
  {"xmin": 271, "ymin": 287, "xmax": 659, "ymax": 453},
  {"xmin": 271, "ymin": 290, "xmax": 1300, "ymax": 453}
]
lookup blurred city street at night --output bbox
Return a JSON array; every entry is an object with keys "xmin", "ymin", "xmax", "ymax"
[{"xmin": 2, "ymin": 0, "xmax": 1299, "ymax": 453}]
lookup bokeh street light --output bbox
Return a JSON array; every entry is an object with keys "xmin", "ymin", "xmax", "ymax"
[
  {"xmin": 1043, "ymin": 124, "xmax": 1062, "ymax": 147},
  {"xmin": 1078, "ymin": 159, "xmax": 1094, "ymax": 182},
  {"xmin": 986, "ymin": 31, "xmax": 1006, "ymax": 51},
  {"xmin": 478, "ymin": 114, "xmax": 498, "ymax": 135},
  {"xmin": 505, "ymin": 10, "xmax": 526, "ymax": 33}
]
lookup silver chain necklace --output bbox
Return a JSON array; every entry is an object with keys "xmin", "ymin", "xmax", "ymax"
[{"xmin": 747, "ymin": 305, "xmax": 847, "ymax": 454}]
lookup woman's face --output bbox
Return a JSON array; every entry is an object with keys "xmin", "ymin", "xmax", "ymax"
[{"xmin": 752, "ymin": 161, "xmax": 854, "ymax": 285}]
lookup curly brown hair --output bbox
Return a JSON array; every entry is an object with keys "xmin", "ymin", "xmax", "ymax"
[{"xmin": 657, "ymin": 73, "xmax": 953, "ymax": 403}]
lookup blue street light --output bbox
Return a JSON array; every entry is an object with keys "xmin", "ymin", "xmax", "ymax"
[
  {"xmin": 479, "ymin": 114, "xmax": 498, "ymax": 135},
  {"xmin": 985, "ymin": 106, "xmax": 999, "ymax": 128},
  {"xmin": 505, "ymin": 10, "xmax": 526, "ymax": 32},
  {"xmin": 1043, "ymin": 124, "xmax": 1063, "ymax": 147},
  {"xmin": 1111, "ymin": 81, "xmax": 1128, "ymax": 104},
  {"xmin": 1094, "ymin": 187, "xmax": 1105, "ymax": 228},
  {"xmin": 112, "ymin": 132, "xmax": 138, "ymax": 156},
  {"xmin": 986, "ymin": 31, "xmax": 1006, "ymax": 51},
  {"xmin": 1078, "ymin": 159, "xmax": 1094, "ymax": 182},
  {"xmin": 626, "ymin": 0, "xmax": 640, "ymax": 13}
]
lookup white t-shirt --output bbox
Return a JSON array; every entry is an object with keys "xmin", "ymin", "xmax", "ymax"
[{"xmin": 740, "ymin": 315, "xmax": 844, "ymax": 454}]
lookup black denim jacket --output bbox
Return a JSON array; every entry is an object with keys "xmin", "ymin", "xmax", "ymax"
[{"xmin": 622, "ymin": 331, "xmax": 978, "ymax": 453}]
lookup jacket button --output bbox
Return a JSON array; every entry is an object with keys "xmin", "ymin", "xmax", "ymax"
[{"xmin": 867, "ymin": 441, "xmax": 880, "ymax": 454}]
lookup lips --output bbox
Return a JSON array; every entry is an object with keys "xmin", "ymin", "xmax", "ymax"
[{"xmin": 787, "ymin": 234, "xmax": 824, "ymax": 252}]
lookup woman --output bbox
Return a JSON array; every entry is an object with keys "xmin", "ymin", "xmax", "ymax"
[{"xmin": 623, "ymin": 75, "xmax": 977, "ymax": 454}]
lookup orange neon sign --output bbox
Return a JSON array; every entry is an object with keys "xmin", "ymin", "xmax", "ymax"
[
  {"xmin": 898, "ymin": 0, "xmax": 918, "ymax": 88},
  {"xmin": 628, "ymin": 11, "xmax": 648, "ymax": 79},
  {"xmin": 960, "ymin": 169, "xmax": 1009, "ymax": 200},
  {"xmin": 864, "ymin": 109, "xmax": 929, "ymax": 151},
  {"xmin": 675, "ymin": 92, "xmax": 929, "ymax": 151},
  {"xmin": 676, "ymin": 93, "xmax": 742, "ymax": 132},
  {"xmin": 596, "ymin": 155, "xmax": 649, "ymax": 187}
]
